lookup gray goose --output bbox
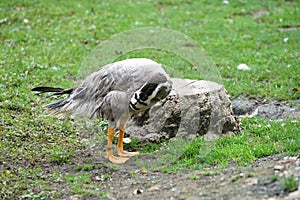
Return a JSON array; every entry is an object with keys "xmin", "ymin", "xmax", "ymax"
[{"xmin": 32, "ymin": 58, "xmax": 173, "ymax": 164}]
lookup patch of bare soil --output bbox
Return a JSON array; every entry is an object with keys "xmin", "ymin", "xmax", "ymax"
[{"xmin": 47, "ymin": 149, "xmax": 299, "ymax": 200}]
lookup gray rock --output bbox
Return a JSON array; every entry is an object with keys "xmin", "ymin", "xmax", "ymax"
[
  {"xmin": 257, "ymin": 102, "xmax": 299, "ymax": 119},
  {"xmin": 231, "ymin": 97, "xmax": 258, "ymax": 115},
  {"xmin": 126, "ymin": 78, "xmax": 239, "ymax": 143},
  {"xmin": 231, "ymin": 97, "xmax": 300, "ymax": 120}
]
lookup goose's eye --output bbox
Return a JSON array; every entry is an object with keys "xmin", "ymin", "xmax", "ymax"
[{"xmin": 139, "ymin": 93, "xmax": 147, "ymax": 101}]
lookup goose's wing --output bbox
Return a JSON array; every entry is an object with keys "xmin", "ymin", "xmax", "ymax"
[{"xmin": 52, "ymin": 58, "xmax": 162, "ymax": 118}]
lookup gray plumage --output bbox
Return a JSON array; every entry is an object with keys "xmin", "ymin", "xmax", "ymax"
[{"xmin": 36, "ymin": 58, "xmax": 172, "ymax": 129}]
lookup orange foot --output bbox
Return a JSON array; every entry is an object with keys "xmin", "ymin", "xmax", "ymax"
[
  {"xmin": 116, "ymin": 148, "xmax": 140, "ymax": 157},
  {"xmin": 105, "ymin": 150, "xmax": 129, "ymax": 164}
]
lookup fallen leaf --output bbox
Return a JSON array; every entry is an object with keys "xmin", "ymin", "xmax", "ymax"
[
  {"xmin": 148, "ymin": 184, "xmax": 161, "ymax": 191},
  {"xmin": 135, "ymin": 168, "xmax": 148, "ymax": 174},
  {"xmin": 139, "ymin": 168, "xmax": 147, "ymax": 174},
  {"xmin": 292, "ymin": 88, "xmax": 299, "ymax": 93}
]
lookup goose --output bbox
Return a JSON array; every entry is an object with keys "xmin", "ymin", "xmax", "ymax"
[{"xmin": 32, "ymin": 58, "xmax": 172, "ymax": 163}]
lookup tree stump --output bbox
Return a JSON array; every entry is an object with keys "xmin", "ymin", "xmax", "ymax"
[{"xmin": 126, "ymin": 78, "xmax": 239, "ymax": 143}]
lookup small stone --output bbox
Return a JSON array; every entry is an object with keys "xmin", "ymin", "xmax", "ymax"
[
  {"xmin": 133, "ymin": 189, "xmax": 143, "ymax": 195},
  {"xmin": 223, "ymin": 0, "xmax": 229, "ymax": 4},
  {"xmin": 247, "ymin": 178, "xmax": 258, "ymax": 186},
  {"xmin": 286, "ymin": 190, "xmax": 300, "ymax": 199},
  {"xmin": 274, "ymin": 165, "xmax": 285, "ymax": 171},
  {"xmin": 123, "ymin": 137, "xmax": 131, "ymax": 143},
  {"xmin": 237, "ymin": 63, "xmax": 250, "ymax": 71},
  {"xmin": 0, "ymin": 18, "xmax": 8, "ymax": 24},
  {"xmin": 69, "ymin": 196, "xmax": 79, "ymax": 200},
  {"xmin": 279, "ymin": 156, "xmax": 298, "ymax": 164},
  {"xmin": 187, "ymin": 196, "xmax": 201, "ymax": 200}
]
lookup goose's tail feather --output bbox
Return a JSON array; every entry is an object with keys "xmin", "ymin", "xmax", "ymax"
[
  {"xmin": 32, "ymin": 86, "xmax": 74, "ymax": 97},
  {"xmin": 32, "ymin": 86, "xmax": 75, "ymax": 117}
]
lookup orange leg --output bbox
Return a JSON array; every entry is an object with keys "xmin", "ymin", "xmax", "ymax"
[
  {"xmin": 105, "ymin": 127, "xmax": 129, "ymax": 164},
  {"xmin": 115, "ymin": 124, "xmax": 139, "ymax": 157}
]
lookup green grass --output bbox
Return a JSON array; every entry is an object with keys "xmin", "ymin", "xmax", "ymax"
[
  {"xmin": 1, "ymin": 167, "xmax": 61, "ymax": 199},
  {"xmin": 75, "ymin": 164, "xmax": 94, "ymax": 171},
  {"xmin": 65, "ymin": 173, "xmax": 107, "ymax": 197},
  {"xmin": 1, "ymin": 0, "xmax": 299, "ymax": 100},
  {"xmin": 282, "ymin": 175, "xmax": 299, "ymax": 193},
  {"xmin": 188, "ymin": 174, "xmax": 199, "ymax": 180},
  {"xmin": 141, "ymin": 118, "xmax": 300, "ymax": 172},
  {"xmin": 1, "ymin": 0, "xmax": 300, "ymax": 199}
]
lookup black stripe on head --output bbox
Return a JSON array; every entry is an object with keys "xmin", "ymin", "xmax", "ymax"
[
  {"xmin": 139, "ymin": 83, "xmax": 158, "ymax": 101},
  {"xmin": 130, "ymin": 102, "xmax": 140, "ymax": 111},
  {"xmin": 134, "ymin": 93, "xmax": 148, "ymax": 106}
]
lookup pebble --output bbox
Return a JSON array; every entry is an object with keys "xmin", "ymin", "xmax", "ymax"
[
  {"xmin": 285, "ymin": 190, "xmax": 300, "ymax": 199},
  {"xmin": 133, "ymin": 189, "xmax": 143, "ymax": 195},
  {"xmin": 274, "ymin": 165, "xmax": 285, "ymax": 171},
  {"xmin": 237, "ymin": 63, "xmax": 250, "ymax": 70},
  {"xmin": 223, "ymin": 0, "xmax": 229, "ymax": 4}
]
